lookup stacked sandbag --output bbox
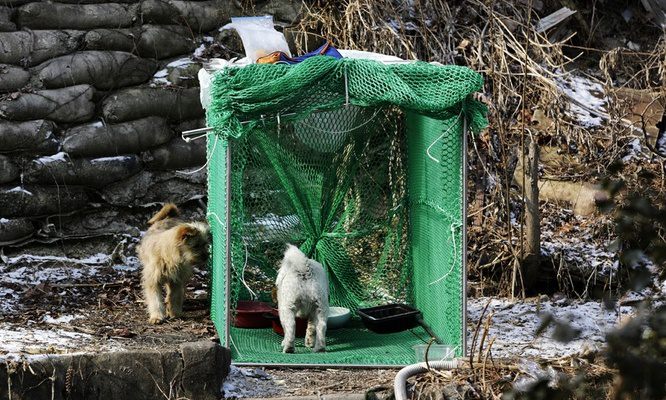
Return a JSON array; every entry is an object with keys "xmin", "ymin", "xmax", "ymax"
[
  {"xmin": 32, "ymin": 51, "xmax": 158, "ymax": 89},
  {"xmin": 0, "ymin": 85, "xmax": 95, "ymax": 122},
  {"xmin": 102, "ymin": 87, "xmax": 204, "ymax": 122},
  {"xmin": 23, "ymin": 152, "xmax": 142, "ymax": 188},
  {"xmin": 0, "ymin": 6, "xmax": 16, "ymax": 31},
  {"xmin": 0, "ymin": 64, "xmax": 29, "ymax": 91},
  {"xmin": 62, "ymin": 117, "xmax": 173, "ymax": 157},
  {"xmin": 0, "ymin": 0, "xmax": 294, "ymax": 250}
]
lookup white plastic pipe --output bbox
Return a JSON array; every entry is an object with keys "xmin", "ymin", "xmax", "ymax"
[{"xmin": 394, "ymin": 360, "xmax": 459, "ymax": 400}]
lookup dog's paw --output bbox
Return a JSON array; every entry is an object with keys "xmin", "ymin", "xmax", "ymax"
[
  {"xmin": 305, "ymin": 337, "xmax": 314, "ymax": 348},
  {"xmin": 148, "ymin": 316, "xmax": 165, "ymax": 324},
  {"xmin": 282, "ymin": 345, "xmax": 295, "ymax": 354},
  {"xmin": 313, "ymin": 346, "xmax": 326, "ymax": 353}
]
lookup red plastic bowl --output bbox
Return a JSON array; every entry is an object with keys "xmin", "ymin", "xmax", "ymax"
[
  {"xmin": 231, "ymin": 301, "xmax": 273, "ymax": 328},
  {"xmin": 266, "ymin": 310, "xmax": 308, "ymax": 337}
]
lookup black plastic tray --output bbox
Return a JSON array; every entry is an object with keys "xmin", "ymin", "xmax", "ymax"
[{"xmin": 357, "ymin": 304, "xmax": 421, "ymax": 334}]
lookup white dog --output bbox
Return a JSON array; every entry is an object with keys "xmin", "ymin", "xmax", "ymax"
[{"xmin": 276, "ymin": 244, "xmax": 329, "ymax": 353}]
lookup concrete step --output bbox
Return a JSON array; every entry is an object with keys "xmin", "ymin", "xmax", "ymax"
[{"xmin": 0, "ymin": 340, "xmax": 230, "ymax": 400}]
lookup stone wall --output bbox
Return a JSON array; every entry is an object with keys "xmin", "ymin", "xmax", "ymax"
[{"xmin": 0, "ymin": 0, "xmax": 300, "ymax": 259}]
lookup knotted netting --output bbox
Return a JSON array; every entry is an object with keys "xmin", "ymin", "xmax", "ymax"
[{"xmin": 205, "ymin": 56, "xmax": 486, "ymax": 365}]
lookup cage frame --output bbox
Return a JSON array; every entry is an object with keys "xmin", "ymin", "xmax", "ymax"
[{"xmin": 214, "ymin": 116, "xmax": 470, "ymax": 368}]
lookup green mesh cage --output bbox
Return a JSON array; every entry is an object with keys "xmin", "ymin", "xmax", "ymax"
[{"xmin": 206, "ymin": 56, "xmax": 486, "ymax": 366}]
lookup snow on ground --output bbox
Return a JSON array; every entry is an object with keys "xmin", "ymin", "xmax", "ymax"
[
  {"xmin": 34, "ymin": 151, "xmax": 68, "ymax": 164},
  {"xmin": 0, "ymin": 322, "xmax": 130, "ymax": 361},
  {"xmin": 555, "ymin": 74, "xmax": 607, "ymax": 128},
  {"xmin": 42, "ymin": 314, "xmax": 83, "ymax": 324},
  {"xmin": 222, "ymin": 366, "xmax": 287, "ymax": 398},
  {"xmin": 0, "ymin": 253, "xmax": 138, "ymax": 314},
  {"xmin": 0, "ymin": 326, "xmax": 92, "ymax": 357},
  {"xmin": 467, "ymin": 297, "xmax": 632, "ymax": 359}
]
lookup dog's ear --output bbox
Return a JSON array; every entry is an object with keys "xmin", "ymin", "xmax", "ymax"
[
  {"xmin": 176, "ymin": 225, "xmax": 197, "ymax": 243},
  {"xmin": 148, "ymin": 203, "xmax": 179, "ymax": 225}
]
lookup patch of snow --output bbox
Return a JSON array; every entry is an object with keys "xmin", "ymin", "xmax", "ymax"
[
  {"xmin": 34, "ymin": 152, "xmax": 68, "ymax": 165},
  {"xmin": 555, "ymin": 74, "xmax": 607, "ymax": 128},
  {"xmin": 193, "ymin": 44, "xmax": 207, "ymax": 58},
  {"xmin": 0, "ymin": 218, "xmax": 8, "ymax": 223},
  {"xmin": 0, "ymin": 252, "xmax": 138, "ymax": 314},
  {"xmin": 167, "ymin": 58, "xmax": 194, "ymax": 68},
  {"xmin": 42, "ymin": 314, "xmax": 82, "ymax": 324},
  {"xmin": 467, "ymin": 297, "xmax": 632, "ymax": 358},
  {"xmin": 7, "ymin": 186, "xmax": 33, "ymax": 195},
  {"xmin": 622, "ymin": 7, "xmax": 633, "ymax": 22},
  {"xmin": 222, "ymin": 366, "xmax": 286, "ymax": 398},
  {"xmin": 658, "ymin": 132, "xmax": 666, "ymax": 154},
  {"xmin": 0, "ymin": 325, "xmax": 93, "ymax": 358},
  {"xmin": 5, "ymin": 253, "xmax": 110, "ymax": 267},
  {"xmin": 538, "ymin": 209, "xmax": 616, "ymax": 278},
  {"xmin": 90, "ymin": 155, "xmax": 132, "ymax": 164},
  {"xmin": 112, "ymin": 256, "xmax": 140, "ymax": 272},
  {"xmin": 203, "ymin": 36, "xmax": 214, "ymax": 43},
  {"xmin": 387, "ymin": 19, "xmax": 421, "ymax": 32},
  {"xmin": 622, "ymin": 138, "xmax": 643, "ymax": 163},
  {"xmin": 1, "ymin": 265, "xmax": 101, "ymax": 285},
  {"xmin": 627, "ymin": 41, "xmax": 641, "ymax": 51},
  {"xmin": 151, "ymin": 68, "xmax": 171, "ymax": 86}
]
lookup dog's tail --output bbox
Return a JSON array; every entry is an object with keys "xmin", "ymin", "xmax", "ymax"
[
  {"xmin": 148, "ymin": 203, "xmax": 180, "ymax": 225},
  {"xmin": 283, "ymin": 244, "xmax": 310, "ymax": 274}
]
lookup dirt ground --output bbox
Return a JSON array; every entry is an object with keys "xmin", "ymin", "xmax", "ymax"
[{"xmin": 0, "ymin": 243, "xmax": 398, "ymax": 397}]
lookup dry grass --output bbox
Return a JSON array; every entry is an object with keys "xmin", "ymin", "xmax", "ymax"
[{"xmin": 290, "ymin": 0, "xmax": 666, "ymax": 298}]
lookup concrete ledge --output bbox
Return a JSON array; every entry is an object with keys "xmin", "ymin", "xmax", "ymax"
[{"xmin": 0, "ymin": 340, "xmax": 230, "ymax": 400}]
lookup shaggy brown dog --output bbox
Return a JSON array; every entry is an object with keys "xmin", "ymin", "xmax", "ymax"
[{"xmin": 137, "ymin": 203, "xmax": 210, "ymax": 324}]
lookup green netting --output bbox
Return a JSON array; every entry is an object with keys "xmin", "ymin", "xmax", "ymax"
[
  {"xmin": 229, "ymin": 325, "xmax": 428, "ymax": 365},
  {"xmin": 206, "ymin": 56, "xmax": 486, "ymax": 366}
]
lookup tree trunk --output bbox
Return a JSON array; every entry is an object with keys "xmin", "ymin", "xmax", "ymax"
[{"xmin": 522, "ymin": 136, "xmax": 541, "ymax": 288}]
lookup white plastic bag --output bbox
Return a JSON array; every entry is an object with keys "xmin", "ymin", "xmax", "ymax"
[{"xmin": 221, "ymin": 16, "xmax": 291, "ymax": 63}]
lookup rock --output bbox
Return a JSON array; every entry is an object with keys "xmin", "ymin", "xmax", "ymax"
[
  {"xmin": 137, "ymin": 25, "xmax": 196, "ymax": 59},
  {"xmin": 32, "ymin": 51, "xmax": 158, "ymax": 90},
  {"xmin": 0, "ymin": 63, "xmax": 30, "ymax": 92},
  {"xmin": 0, "ymin": 155, "xmax": 19, "ymax": 184},
  {"xmin": 180, "ymin": 341, "xmax": 230, "ymax": 400},
  {"xmin": 0, "ymin": 218, "xmax": 34, "ymax": 245},
  {"xmin": 0, "ymin": 84, "xmax": 95, "ymax": 123},
  {"xmin": 0, "ymin": 120, "xmax": 59, "ymax": 155},
  {"xmin": 102, "ymin": 87, "xmax": 203, "ymax": 123},
  {"xmin": 0, "ymin": 185, "xmax": 89, "ymax": 218},
  {"xmin": 24, "ymin": 153, "xmax": 142, "ymax": 188},
  {"xmin": 101, "ymin": 169, "xmax": 206, "ymax": 206},
  {"xmin": 63, "ymin": 117, "xmax": 173, "ymax": 157},
  {"xmin": 16, "ymin": 2, "xmax": 137, "ymax": 30},
  {"xmin": 143, "ymin": 136, "xmax": 206, "ymax": 170}
]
